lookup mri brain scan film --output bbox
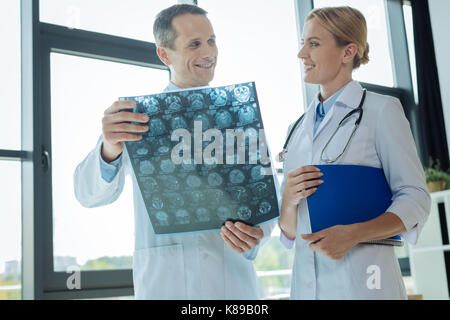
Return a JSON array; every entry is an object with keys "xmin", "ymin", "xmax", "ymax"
[{"xmin": 122, "ymin": 82, "xmax": 279, "ymax": 235}]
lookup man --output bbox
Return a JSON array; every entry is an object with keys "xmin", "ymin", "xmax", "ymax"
[{"xmin": 74, "ymin": 4, "xmax": 276, "ymax": 299}]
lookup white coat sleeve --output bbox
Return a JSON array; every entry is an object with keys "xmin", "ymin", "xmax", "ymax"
[
  {"xmin": 73, "ymin": 136, "xmax": 127, "ymax": 208},
  {"xmin": 375, "ymin": 97, "xmax": 431, "ymax": 245}
]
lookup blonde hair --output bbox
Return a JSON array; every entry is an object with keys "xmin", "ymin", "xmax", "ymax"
[{"xmin": 306, "ymin": 6, "xmax": 370, "ymax": 69}]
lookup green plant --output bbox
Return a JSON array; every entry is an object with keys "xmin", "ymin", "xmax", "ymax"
[{"xmin": 424, "ymin": 157, "xmax": 450, "ymax": 186}]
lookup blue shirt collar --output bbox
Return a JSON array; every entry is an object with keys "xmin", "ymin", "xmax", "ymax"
[{"xmin": 315, "ymin": 81, "xmax": 350, "ymax": 117}]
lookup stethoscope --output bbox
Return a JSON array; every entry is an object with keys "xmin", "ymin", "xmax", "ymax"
[{"xmin": 277, "ymin": 89, "xmax": 367, "ymax": 163}]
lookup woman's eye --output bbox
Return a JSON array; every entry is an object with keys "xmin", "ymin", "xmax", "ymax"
[
  {"xmin": 310, "ymin": 42, "xmax": 319, "ymax": 47},
  {"xmin": 208, "ymin": 39, "xmax": 216, "ymax": 45}
]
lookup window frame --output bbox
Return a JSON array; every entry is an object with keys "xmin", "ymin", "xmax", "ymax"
[{"xmin": 21, "ymin": 0, "xmax": 170, "ymax": 300}]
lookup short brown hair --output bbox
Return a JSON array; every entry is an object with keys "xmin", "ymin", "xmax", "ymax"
[{"xmin": 153, "ymin": 4, "xmax": 208, "ymax": 49}]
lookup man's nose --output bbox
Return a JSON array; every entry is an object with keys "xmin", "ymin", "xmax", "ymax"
[{"xmin": 199, "ymin": 44, "xmax": 217, "ymax": 60}]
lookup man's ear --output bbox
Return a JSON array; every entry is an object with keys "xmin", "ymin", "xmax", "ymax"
[
  {"xmin": 157, "ymin": 46, "xmax": 171, "ymax": 66},
  {"xmin": 342, "ymin": 43, "xmax": 358, "ymax": 65}
]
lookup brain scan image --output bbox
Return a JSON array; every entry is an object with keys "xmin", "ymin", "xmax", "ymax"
[
  {"xmin": 250, "ymin": 182, "xmax": 270, "ymax": 198},
  {"xmin": 157, "ymin": 146, "xmax": 170, "ymax": 155},
  {"xmin": 181, "ymin": 160, "xmax": 196, "ymax": 172},
  {"xmin": 238, "ymin": 105, "xmax": 256, "ymax": 125},
  {"xmin": 234, "ymin": 85, "xmax": 251, "ymax": 103},
  {"xmin": 206, "ymin": 189, "xmax": 225, "ymax": 205},
  {"xmin": 196, "ymin": 208, "xmax": 210, "ymax": 222},
  {"xmin": 207, "ymin": 172, "xmax": 223, "ymax": 187},
  {"xmin": 165, "ymin": 96, "xmax": 182, "ymax": 112},
  {"xmin": 258, "ymin": 201, "xmax": 272, "ymax": 215},
  {"xmin": 143, "ymin": 97, "xmax": 160, "ymax": 114},
  {"xmin": 171, "ymin": 116, "xmax": 188, "ymax": 130},
  {"xmin": 237, "ymin": 206, "xmax": 252, "ymax": 220},
  {"xmin": 193, "ymin": 113, "xmax": 211, "ymax": 130},
  {"xmin": 217, "ymin": 206, "xmax": 231, "ymax": 222},
  {"xmin": 162, "ymin": 175, "xmax": 180, "ymax": 191},
  {"xmin": 136, "ymin": 147, "xmax": 149, "ymax": 156},
  {"xmin": 186, "ymin": 175, "xmax": 202, "ymax": 188},
  {"xmin": 160, "ymin": 159, "xmax": 176, "ymax": 174},
  {"xmin": 230, "ymin": 186, "xmax": 250, "ymax": 202},
  {"xmin": 141, "ymin": 176, "xmax": 158, "ymax": 193},
  {"xmin": 209, "ymin": 89, "xmax": 228, "ymax": 107},
  {"xmin": 229, "ymin": 169, "xmax": 245, "ymax": 184},
  {"xmin": 189, "ymin": 190, "xmax": 205, "ymax": 205},
  {"xmin": 165, "ymin": 192, "xmax": 184, "ymax": 208},
  {"xmin": 188, "ymin": 93, "xmax": 205, "ymax": 110},
  {"xmin": 149, "ymin": 118, "xmax": 167, "ymax": 137},
  {"xmin": 175, "ymin": 209, "xmax": 190, "ymax": 225},
  {"xmin": 125, "ymin": 82, "xmax": 279, "ymax": 235},
  {"xmin": 139, "ymin": 160, "xmax": 155, "ymax": 175},
  {"xmin": 155, "ymin": 211, "xmax": 169, "ymax": 226},
  {"xmin": 152, "ymin": 196, "xmax": 164, "ymax": 209},
  {"xmin": 251, "ymin": 165, "xmax": 264, "ymax": 181},
  {"xmin": 214, "ymin": 110, "xmax": 233, "ymax": 129}
]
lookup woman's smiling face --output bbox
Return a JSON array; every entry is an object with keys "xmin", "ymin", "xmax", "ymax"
[{"xmin": 297, "ymin": 18, "xmax": 350, "ymax": 86}]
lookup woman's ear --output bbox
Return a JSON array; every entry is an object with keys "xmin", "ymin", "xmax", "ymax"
[
  {"xmin": 343, "ymin": 43, "xmax": 358, "ymax": 65},
  {"xmin": 157, "ymin": 46, "xmax": 171, "ymax": 66}
]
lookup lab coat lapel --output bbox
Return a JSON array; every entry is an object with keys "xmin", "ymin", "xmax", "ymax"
[{"xmin": 312, "ymin": 81, "xmax": 364, "ymax": 142}]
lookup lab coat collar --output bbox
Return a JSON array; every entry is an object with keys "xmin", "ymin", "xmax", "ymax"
[{"xmin": 333, "ymin": 80, "xmax": 365, "ymax": 110}]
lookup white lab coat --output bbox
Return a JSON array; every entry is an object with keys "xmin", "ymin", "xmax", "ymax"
[
  {"xmin": 281, "ymin": 80, "xmax": 430, "ymax": 299},
  {"xmin": 73, "ymin": 84, "xmax": 277, "ymax": 300}
]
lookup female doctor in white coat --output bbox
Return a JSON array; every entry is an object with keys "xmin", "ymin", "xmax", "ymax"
[{"xmin": 278, "ymin": 6, "xmax": 431, "ymax": 299}]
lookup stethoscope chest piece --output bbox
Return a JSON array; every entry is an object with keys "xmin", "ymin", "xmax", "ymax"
[{"xmin": 276, "ymin": 150, "xmax": 287, "ymax": 163}]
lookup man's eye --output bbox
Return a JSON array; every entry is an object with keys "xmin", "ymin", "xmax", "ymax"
[
  {"xmin": 190, "ymin": 41, "xmax": 201, "ymax": 47},
  {"xmin": 208, "ymin": 39, "xmax": 216, "ymax": 45}
]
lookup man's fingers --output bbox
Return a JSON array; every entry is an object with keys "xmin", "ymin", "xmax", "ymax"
[
  {"xmin": 103, "ymin": 111, "xmax": 149, "ymax": 125},
  {"xmin": 104, "ymin": 100, "xmax": 136, "ymax": 115},
  {"xmin": 225, "ymin": 222, "xmax": 260, "ymax": 247},
  {"xmin": 234, "ymin": 222, "xmax": 264, "ymax": 240},
  {"xmin": 221, "ymin": 226, "xmax": 251, "ymax": 251},
  {"xmin": 105, "ymin": 123, "xmax": 149, "ymax": 134},
  {"xmin": 221, "ymin": 232, "xmax": 245, "ymax": 254},
  {"xmin": 103, "ymin": 132, "xmax": 143, "ymax": 144}
]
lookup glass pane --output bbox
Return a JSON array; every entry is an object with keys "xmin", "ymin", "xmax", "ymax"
[
  {"xmin": 199, "ymin": 0, "xmax": 304, "ymax": 168},
  {"xmin": 51, "ymin": 53, "xmax": 169, "ymax": 271},
  {"xmin": 40, "ymin": 0, "xmax": 176, "ymax": 42},
  {"xmin": 0, "ymin": 161, "xmax": 22, "ymax": 300},
  {"xmin": 403, "ymin": 4, "xmax": 419, "ymax": 104},
  {"xmin": 0, "ymin": 0, "xmax": 21, "ymax": 150},
  {"xmin": 313, "ymin": 0, "xmax": 395, "ymax": 87}
]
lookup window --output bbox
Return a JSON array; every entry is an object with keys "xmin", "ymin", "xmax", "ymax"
[
  {"xmin": 198, "ymin": 0, "xmax": 302, "ymax": 298},
  {"xmin": 40, "ymin": 0, "xmax": 175, "ymax": 42},
  {"xmin": 0, "ymin": 0, "xmax": 21, "ymax": 150},
  {"xmin": 199, "ymin": 0, "xmax": 304, "ymax": 161},
  {"xmin": 314, "ymin": 0, "xmax": 395, "ymax": 87},
  {"xmin": 50, "ymin": 53, "xmax": 168, "ymax": 271},
  {"xmin": 402, "ymin": 2, "xmax": 419, "ymax": 104},
  {"xmin": 0, "ymin": 161, "xmax": 22, "ymax": 300}
]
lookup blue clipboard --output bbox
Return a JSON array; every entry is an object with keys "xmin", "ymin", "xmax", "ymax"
[{"xmin": 307, "ymin": 165, "xmax": 402, "ymax": 245}]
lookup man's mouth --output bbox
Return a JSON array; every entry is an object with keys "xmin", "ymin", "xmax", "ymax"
[{"xmin": 195, "ymin": 62, "xmax": 215, "ymax": 69}]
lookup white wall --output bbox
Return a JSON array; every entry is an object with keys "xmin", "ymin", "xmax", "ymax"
[{"xmin": 429, "ymin": 0, "xmax": 450, "ymax": 157}]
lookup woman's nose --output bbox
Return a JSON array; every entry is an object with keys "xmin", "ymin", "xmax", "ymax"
[{"xmin": 297, "ymin": 45, "xmax": 308, "ymax": 59}]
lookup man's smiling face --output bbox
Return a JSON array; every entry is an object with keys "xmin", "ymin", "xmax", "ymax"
[{"xmin": 161, "ymin": 13, "xmax": 218, "ymax": 88}]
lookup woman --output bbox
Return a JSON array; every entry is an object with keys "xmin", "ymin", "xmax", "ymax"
[{"xmin": 278, "ymin": 6, "xmax": 430, "ymax": 299}]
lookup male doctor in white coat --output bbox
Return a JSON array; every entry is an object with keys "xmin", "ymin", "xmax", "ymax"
[{"xmin": 74, "ymin": 4, "xmax": 275, "ymax": 299}]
